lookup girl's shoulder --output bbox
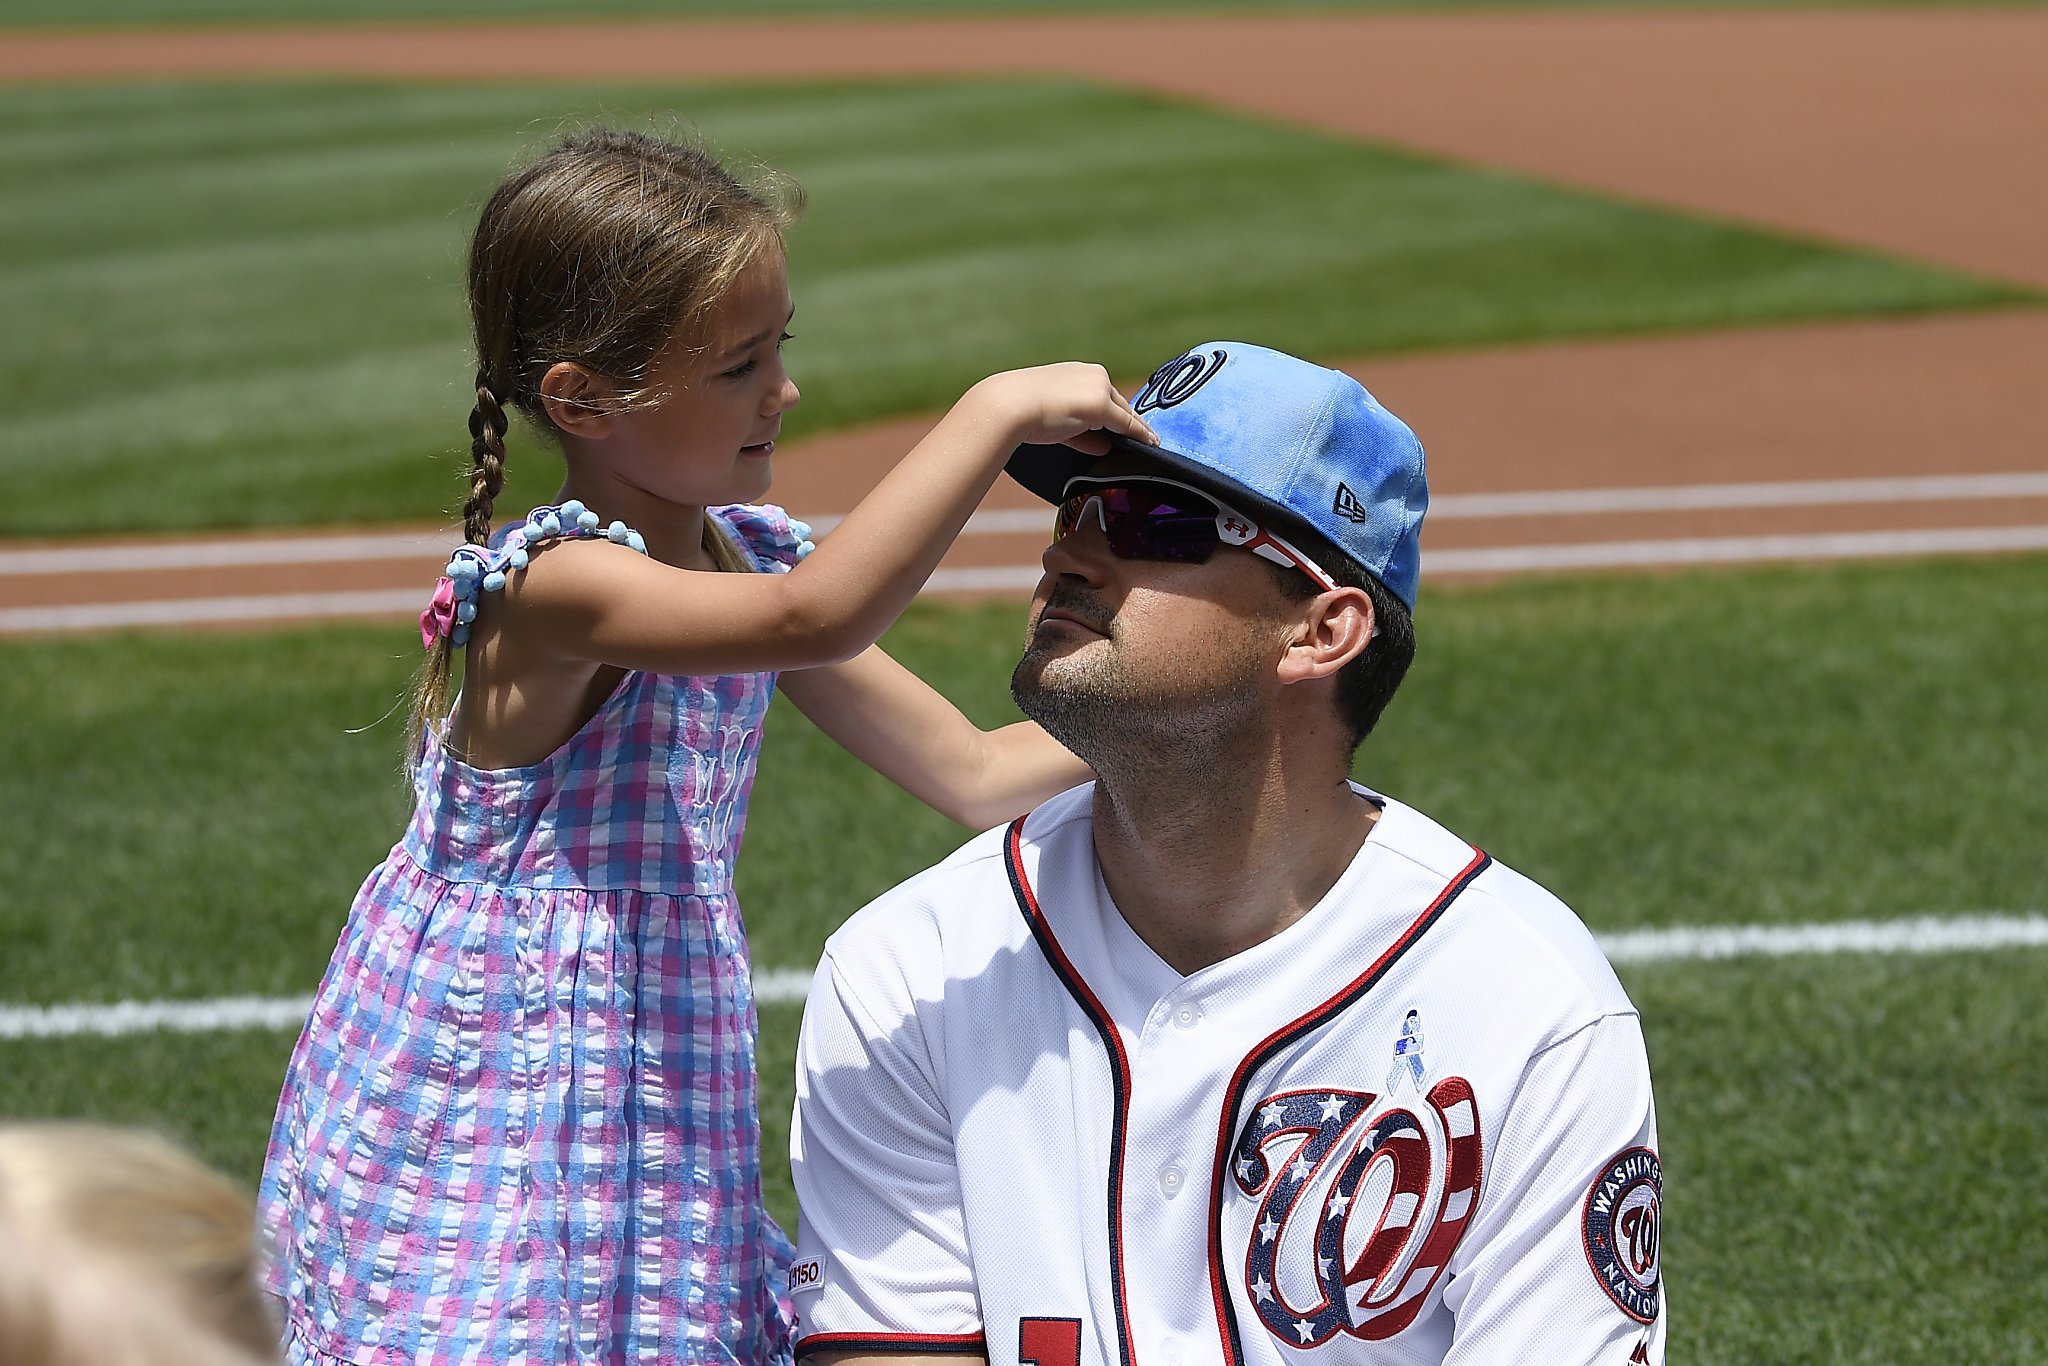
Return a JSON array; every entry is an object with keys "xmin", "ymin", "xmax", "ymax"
[
  {"xmin": 425, "ymin": 500, "xmax": 648, "ymax": 649},
  {"xmin": 709, "ymin": 502, "xmax": 817, "ymax": 574}
]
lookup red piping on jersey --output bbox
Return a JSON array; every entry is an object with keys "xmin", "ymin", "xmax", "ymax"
[
  {"xmin": 1005, "ymin": 816, "xmax": 1138, "ymax": 1366},
  {"xmin": 794, "ymin": 1331, "xmax": 988, "ymax": 1360},
  {"xmin": 1204, "ymin": 844, "xmax": 1491, "ymax": 1366}
]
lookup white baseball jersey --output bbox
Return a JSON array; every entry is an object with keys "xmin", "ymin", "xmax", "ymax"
[{"xmin": 791, "ymin": 783, "xmax": 1664, "ymax": 1365}]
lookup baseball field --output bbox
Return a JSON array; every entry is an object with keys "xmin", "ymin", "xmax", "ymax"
[{"xmin": 2, "ymin": 2, "xmax": 2045, "ymax": 1361}]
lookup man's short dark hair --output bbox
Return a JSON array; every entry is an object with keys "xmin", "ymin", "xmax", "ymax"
[{"xmin": 1264, "ymin": 548, "xmax": 1416, "ymax": 754}]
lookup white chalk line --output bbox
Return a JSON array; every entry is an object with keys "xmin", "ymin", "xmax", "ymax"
[
  {"xmin": 1422, "ymin": 523, "xmax": 2048, "ymax": 574},
  {"xmin": 1, "ymin": 913, "xmax": 2041, "ymax": 1040},
  {"xmin": 0, "ymin": 530, "xmax": 458, "ymax": 577},
  {"xmin": 1427, "ymin": 471, "xmax": 2048, "ymax": 520},
  {"xmin": 0, "ymin": 589, "xmax": 429, "ymax": 633},
  {"xmin": 1594, "ymin": 913, "xmax": 2048, "ymax": 964},
  {"xmin": 5, "ymin": 472, "xmax": 2046, "ymax": 578},
  {"xmin": 9, "ymin": 523, "xmax": 2048, "ymax": 633}
]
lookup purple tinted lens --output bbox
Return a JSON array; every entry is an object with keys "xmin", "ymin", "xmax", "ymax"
[
  {"xmin": 1095, "ymin": 485, "xmax": 1219, "ymax": 564},
  {"xmin": 1055, "ymin": 483, "xmax": 1225, "ymax": 563}
]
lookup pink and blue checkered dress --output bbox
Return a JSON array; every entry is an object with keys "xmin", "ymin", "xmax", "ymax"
[{"xmin": 258, "ymin": 503, "xmax": 803, "ymax": 1366}]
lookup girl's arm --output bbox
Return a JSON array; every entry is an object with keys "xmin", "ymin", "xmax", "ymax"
[
  {"xmin": 504, "ymin": 365, "xmax": 1153, "ymax": 678},
  {"xmin": 777, "ymin": 647, "xmax": 1091, "ymax": 831}
]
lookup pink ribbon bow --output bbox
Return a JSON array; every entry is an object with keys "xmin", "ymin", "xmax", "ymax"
[{"xmin": 420, "ymin": 576, "xmax": 458, "ymax": 650}]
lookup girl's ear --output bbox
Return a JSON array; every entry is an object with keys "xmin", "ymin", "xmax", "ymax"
[
  {"xmin": 538, "ymin": 362, "xmax": 616, "ymax": 438},
  {"xmin": 1276, "ymin": 586, "xmax": 1376, "ymax": 687}
]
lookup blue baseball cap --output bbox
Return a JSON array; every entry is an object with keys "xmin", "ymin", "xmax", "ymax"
[{"xmin": 1007, "ymin": 342, "xmax": 1428, "ymax": 610}]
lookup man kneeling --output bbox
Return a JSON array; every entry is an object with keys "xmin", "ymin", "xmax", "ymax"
[{"xmin": 791, "ymin": 343, "xmax": 1666, "ymax": 1366}]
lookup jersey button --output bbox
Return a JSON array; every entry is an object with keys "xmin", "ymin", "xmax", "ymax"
[
  {"xmin": 1159, "ymin": 1162, "xmax": 1186, "ymax": 1197},
  {"xmin": 1172, "ymin": 1001, "xmax": 1202, "ymax": 1030},
  {"xmin": 1159, "ymin": 1341, "xmax": 1185, "ymax": 1366}
]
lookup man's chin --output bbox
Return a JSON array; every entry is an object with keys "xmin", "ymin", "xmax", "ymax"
[
  {"xmin": 1011, "ymin": 652, "xmax": 1070, "ymax": 722},
  {"xmin": 1010, "ymin": 650, "xmax": 1056, "ymax": 710},
  {"xmin": 1012, "ymin": 652, "xmax": 1119, "ymax": 752}
]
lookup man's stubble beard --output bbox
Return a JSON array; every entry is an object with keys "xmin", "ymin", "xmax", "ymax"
[{"xmin": 1011, "ymin": 621, "xmax": 1267, "ymax": 782}]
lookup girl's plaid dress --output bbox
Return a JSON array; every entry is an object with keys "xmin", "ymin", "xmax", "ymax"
[{"xmin": 258, "ymin": 503, "xmax": 804, "ymax": 1366}]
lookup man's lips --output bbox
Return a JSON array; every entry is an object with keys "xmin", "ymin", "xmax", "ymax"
[
  {"xmin": 1037, "ymin": 597, "xmax": 1110, "ymax": 636},
  {"xmin": 740, "ymin": 439, "xmax": 776, "ymax": 457}
]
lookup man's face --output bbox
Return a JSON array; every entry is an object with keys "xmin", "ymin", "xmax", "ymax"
[{"xmin": 1011, "ymin": 475, "xmax": 1301, "ymax": 769}]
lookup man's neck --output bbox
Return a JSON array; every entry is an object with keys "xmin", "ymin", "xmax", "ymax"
[{"xmin": 1089, "ymin": 753, "xmax": 1377, "ymax": 977}]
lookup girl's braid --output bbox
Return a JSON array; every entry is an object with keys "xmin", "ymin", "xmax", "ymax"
[{"xmin": 464, "ymin": 376, "xmax": 510, "ymax": 546}]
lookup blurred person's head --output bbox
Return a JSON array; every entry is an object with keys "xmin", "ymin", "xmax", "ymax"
[{"xmin": 0, "ymin": 1123, "xmax": 277, "ymax": 1362}]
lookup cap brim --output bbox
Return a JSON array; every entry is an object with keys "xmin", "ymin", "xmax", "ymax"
[{"xmin": 1005, "ymin": 435, "xmax": 1340, "ymax": 571}]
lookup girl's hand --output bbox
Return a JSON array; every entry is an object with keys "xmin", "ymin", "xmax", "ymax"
[{"xmin": 971, "ymin": 362, "xmax": 1159, "ymax": 455}]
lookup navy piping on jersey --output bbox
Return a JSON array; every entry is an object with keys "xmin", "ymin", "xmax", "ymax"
[
  {"xmin": 795, "ymin": 1332, "xmax": 988, "ymax": 1360},
  {"xmin": 1203, "ymin": 845, "xmax": 1492, "ymax": 1366},
  {"xmin": 1004, "ymin": 817, "xmax": 1137, "ymax": 1366}
]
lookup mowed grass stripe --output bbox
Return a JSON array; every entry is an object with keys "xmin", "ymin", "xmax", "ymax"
[
  {"xmin": 1, "ymin": 79, "xmax": 2022, "ymax": 536},
  {"xmin": 3, "ymin": 554, "xmax": 2042, "ymax": 1007}
]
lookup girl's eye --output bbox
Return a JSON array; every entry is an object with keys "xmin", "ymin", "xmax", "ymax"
[{"xmin": 721, "ymin": 335, "xmax": 792, "ymax": 381}]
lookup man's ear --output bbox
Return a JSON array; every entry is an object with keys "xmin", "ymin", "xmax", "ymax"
[
  {"xmin": 538, "ymin": 362, "xmax": 616, "ymax": 438},
  {"xmin": 1277, "ymin": 586, "xmax": 1375, "ymax": 686}
]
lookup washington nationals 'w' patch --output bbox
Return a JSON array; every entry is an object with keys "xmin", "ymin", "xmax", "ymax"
[
  {"xmin": 1582, "ymin": 1147, "xmax": 1662, "ymax": 1323},
  {"xmin": 1232, "ymin": 1077, "xmax": 1484, "ymax": 1347}
]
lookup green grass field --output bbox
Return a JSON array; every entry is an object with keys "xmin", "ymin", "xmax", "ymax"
[
  {"xmin": 5, "ymin": 24, "xmax": 2045, "ymax": 1361},
  {"xmin": 0, "ymin": 78, "xmax": 2022, "ymax": 537},
  {"xmin": 4, "ymin": 555, "xmax": 2046, "ymax": 1360}
]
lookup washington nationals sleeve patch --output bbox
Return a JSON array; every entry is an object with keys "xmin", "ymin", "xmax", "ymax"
[{"xmin": 1581, "ymin": 1147, "xmax": 1662, "ymax": 1324}]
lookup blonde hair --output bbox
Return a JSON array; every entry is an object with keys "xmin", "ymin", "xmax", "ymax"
[
  {"xmin": 0, "ymin": 1124, "xmax": 278, "ymax": 1363},
  {"xmin": 407, "ymin": 127, "xmax": 802, "ymax": 760}
]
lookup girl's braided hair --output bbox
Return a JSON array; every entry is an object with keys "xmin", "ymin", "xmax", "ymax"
[{"xmin": 407, "ymin": 128, "xmax": 801, "ymax": 763}]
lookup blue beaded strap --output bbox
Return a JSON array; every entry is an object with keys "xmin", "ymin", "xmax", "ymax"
[
  {"xmin": 789, "ymin": 518, "xmax": 817, "ymax": 562},
  {"xmin": 420, "ymin": 499, "xmax": 647, "ymax": 650}
]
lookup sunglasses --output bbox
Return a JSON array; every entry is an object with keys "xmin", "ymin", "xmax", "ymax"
[{"xmin": 1053, "ymin": 476, "xmax": 1338, "ymax": 593}]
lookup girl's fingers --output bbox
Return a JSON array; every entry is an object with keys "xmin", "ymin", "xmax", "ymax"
[
  {"xmin": 1109, "ymin": 396, "xmax": 1159, "ymax": 446},
  {"xmin": 1000, "ymin": 363, "xmax": 1155, "ymax": 445},
  {"xmin": 1104, "ymin": 381, "xmax": 1159, "ymax": 444}
]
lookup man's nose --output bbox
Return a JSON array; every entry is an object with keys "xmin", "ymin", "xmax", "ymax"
[{"xmin": 1041, "ymin": 513, "xmax": 1111, "ymax": 584}]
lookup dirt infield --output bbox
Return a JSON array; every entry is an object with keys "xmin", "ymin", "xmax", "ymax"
[{"xmin": 3, "ymin": 8, "xmax": 2044, "ymax": 625}]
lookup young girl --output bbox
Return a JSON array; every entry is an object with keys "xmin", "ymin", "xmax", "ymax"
[{"xmin": 256, "ymin": 128, "xmax": 1154, "ymax": 1366}]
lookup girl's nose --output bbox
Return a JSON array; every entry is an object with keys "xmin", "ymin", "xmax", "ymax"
[{"xmin": 764, "ymin": 353, "xmax": 800, "ymax": 415}]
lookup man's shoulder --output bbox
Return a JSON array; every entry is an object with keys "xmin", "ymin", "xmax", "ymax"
[{"xmin": 1366, "ymin": 786, "xmax": 1637, "ymax": 1020}]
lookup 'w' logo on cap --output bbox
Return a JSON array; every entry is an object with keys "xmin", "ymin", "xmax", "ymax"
[
  {"xmin": 1134, "ymin": 348, "xmax": 1227, "ymax": 414},
  {"xmin": 1332, "ymin": 482, "xmax": 1372, "ymax": 523}
]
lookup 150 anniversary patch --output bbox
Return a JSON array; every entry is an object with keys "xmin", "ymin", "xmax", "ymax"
[{"xmin": 1581, "ymin": 1146, "xmax": 1662, "ymax": 1323}]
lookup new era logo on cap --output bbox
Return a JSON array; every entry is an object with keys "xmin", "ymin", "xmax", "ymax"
[
  {"xmin": 1332, "ymin": 482, "xmax": 1373, "ymax": 524},
  {"xmin": 1004, "ymin": 342, "xmax": 1429, "ymax": 608}
]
